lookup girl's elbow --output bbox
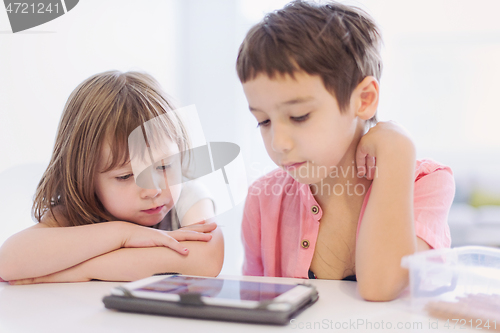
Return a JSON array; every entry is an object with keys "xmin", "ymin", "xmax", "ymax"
[
  {"xmin": 0, "ymin": 268, "xmax": 11, "ymax": 282},
  {"xmin": 204, "ymin": 258, "xmax": 223, "ymax": 277},
  {"xmin": 191, "ymin": 249, "xmax": 223, "ymax": 277},
  {"xmin": 185, "ymin": 230, "xmax": 224, "ymax": 277},
  {"xmin": 0, "ymin": 258, "xmax": 20, "ymax": 281},
  {"xmin": 204, "ymin": 235, "xmax": 224, "ymax": 277},
  {"xmin": 0, "ymin": 267, "xmax": 26, "ymax": 282}
]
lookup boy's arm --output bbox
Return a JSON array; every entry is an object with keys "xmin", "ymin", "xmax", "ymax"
[
  {"xmin": 355, "ymin": 121, "xmax": 420, "ymax": 301},
  {"xmin": 0, "ymin": 214, "xmax": 215, "ymax": 281},
  {"xmin": 10, "ymin": 228, "xmax": 224, "ymax": 284}
]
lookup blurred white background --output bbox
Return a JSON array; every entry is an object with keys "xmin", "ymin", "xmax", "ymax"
[{"xmin": 1, "ymin": 0, "xmax": 500, "ymax": 275}]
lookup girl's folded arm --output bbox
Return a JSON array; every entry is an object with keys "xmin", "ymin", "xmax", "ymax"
[
  {"xmin": 87, "ymin": 227, "xmax": 223, "ymax": 282},
  {"xmin": 10, "ymin": 227, "xmax": 224, "ymax": 284},
  {"xmin": 0, "ymin": 220, "xmax": 132, "ymax": 281},
  {"xmin": 0, "ymin": 217, "xmax": 216, "ymax": 281},
  {"xmin": 6, "ymin": 198, "xmax": 223, "ymax": 284}
]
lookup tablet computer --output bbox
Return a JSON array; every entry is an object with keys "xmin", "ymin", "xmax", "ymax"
[{"xmin": 102, "ymin": 274, "xmax": 318, "ymax": 325}]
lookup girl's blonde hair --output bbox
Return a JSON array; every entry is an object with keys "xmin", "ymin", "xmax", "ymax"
[{"xmin": 33, "ymin": 70, "xmax": 190, "ymax": 226}]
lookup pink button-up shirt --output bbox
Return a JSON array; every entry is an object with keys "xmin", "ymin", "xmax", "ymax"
[{"xmin": 241, "ymin": 159, "xmax": 455, "ymax": 279}]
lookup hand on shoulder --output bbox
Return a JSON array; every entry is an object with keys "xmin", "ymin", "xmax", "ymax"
[{"xmin": 356, "ymin": 121, "xmax": 416, "ymax": 180}]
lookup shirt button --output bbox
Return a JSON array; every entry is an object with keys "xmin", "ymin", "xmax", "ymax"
[
  {"xmin": 311, "ymin": 205, "xmax": 319, "ymax": 214},
  {"xmin": 301, "ymin": 240, "xmax": 310, "ymax": 249}
]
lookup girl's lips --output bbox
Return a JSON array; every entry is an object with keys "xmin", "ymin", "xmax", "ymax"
[
  {"xmin": 284, "ymin": 162, "xmax": 306, "ymax": 170},
  {"xmin": 141, "ymin": 205, "xmax": 165, "ymax": 214}
]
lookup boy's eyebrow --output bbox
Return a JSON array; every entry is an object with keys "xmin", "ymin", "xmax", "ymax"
[
  {"xmin": 249, "ymin": 97, "xmax": 315, "ymax": 112},
  {"xmin": 280, "ymin": 96, "xmax": 315, "ymax": 106}
]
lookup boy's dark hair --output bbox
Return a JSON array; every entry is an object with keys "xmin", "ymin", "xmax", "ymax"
[{"xmin": 236, "ymin": 0, "xmax": 382, "ymax": 124}]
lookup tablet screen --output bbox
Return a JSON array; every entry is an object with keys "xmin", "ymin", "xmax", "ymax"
[{"xmin": 135, "ymin": 276, "xmax": 295, "ymax": 301}]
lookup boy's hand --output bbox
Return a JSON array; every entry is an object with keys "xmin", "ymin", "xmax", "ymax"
[
  {"xmin": 355, "ymin": 121, "xmax": 415, "ymax": 180},
  {"xmin": 121, "ymin": 221, "xmax": 216, "ymax": 255}
]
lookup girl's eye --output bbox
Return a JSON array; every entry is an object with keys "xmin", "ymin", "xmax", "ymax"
[
  {"xmin": 156, "ymin": 164, "xmax": 172, "ymax": 171},
  {"xmin": 257, "ymin": 119, "xmax": 270, "ymax": 128},
  {"xmin": 117, "ymin": 174, "xmax": 133, "ymax": 181},
  {"xmin": 291, "ymin": 113, "xmax": 310, "ymax": 122}
]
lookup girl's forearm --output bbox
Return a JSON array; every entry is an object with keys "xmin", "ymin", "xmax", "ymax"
[
  {"xmin": 11, "ymin": 227, "xmax": 224, "ymax": 284},
  {"xmin": 356, "ymin": 146, "xmax": 416, "ymax": 301},
  {"xmin": 0, "ymin": 221, "xmax": 132, "ymax": 281},
  {"xmin": 83, "ymin": 227, "xmax": 224, "ymax": 281}
]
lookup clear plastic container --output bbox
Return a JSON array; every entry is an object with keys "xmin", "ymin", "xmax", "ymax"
[{"xmin": 401, "ymin": 246, "xmax": 500, "ymax": 309}]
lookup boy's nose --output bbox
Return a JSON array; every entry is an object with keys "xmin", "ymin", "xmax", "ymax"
[{"xmin": 271, "ymin": 124, "xmax": 293, "ymax": 153}]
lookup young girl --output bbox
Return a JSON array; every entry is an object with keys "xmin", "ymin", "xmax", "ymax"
[
  {"xmin": 0, "ymin": 71, "xmax": 224, "ymax": 284},
  {"xmin": 237, "ymin": 1, "xmax": 455, "ymax": 301}
]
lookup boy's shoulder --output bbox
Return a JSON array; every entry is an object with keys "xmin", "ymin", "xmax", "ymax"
[{"xmin": 415, "ymin": 158, "xmax": 453, "ymax": 181}]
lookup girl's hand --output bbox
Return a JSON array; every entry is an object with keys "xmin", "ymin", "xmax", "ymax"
[
  {"xmin": 179, "ymin": 219, "xmax": 217, "ymax": 230},
  {"xmin": 355, "ymin": 121, "xmax": 415, "ymax": 180},
  {"xmin": 121, "ymin": 221, "xmax": 217, "ymax": 255}
]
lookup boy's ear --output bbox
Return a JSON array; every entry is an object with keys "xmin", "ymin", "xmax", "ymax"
[{"xmin": 352, "ymin": 76, "xmax": 379, "ymax": 120}]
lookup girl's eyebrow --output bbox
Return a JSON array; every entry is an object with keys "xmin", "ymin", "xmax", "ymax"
[{"xmin": 108, "ymin": 163, "xmax": 133, "ymax": 173}]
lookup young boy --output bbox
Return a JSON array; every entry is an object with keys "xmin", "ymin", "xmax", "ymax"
[{"xmin": 236, "ymin": 0, "xmax": 454, "ymax": 301}]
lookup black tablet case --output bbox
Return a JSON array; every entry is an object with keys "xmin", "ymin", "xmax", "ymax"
[{"xmin": 102, "ymin": 281, "xmax": 319, "ymax": 325}]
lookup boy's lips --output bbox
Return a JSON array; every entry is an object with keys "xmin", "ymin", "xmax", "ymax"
[{"xmin": 141, "ymin": 205, "xmax": 165, "ymax": 214}]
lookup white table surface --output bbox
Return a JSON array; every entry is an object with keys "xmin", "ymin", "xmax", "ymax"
[{"xmin": 0, "ymin": 275, "xmax": 479, "ymax": 333}]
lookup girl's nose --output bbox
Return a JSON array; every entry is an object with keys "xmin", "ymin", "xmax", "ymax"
[
  {"xmin": 137, "ymin": 166, "xmax": 169, "ymax": 199},
  {"xmin": 140, "ymin": 187, "xmax": 162, "ymax": 199},
  {"xmin": 271, "ymin": 124, "xmax": 293, "ymax": 153}
]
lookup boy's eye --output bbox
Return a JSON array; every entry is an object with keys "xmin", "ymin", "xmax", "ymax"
[
  {"xmin": 291, "ymin": 113, "xmax": 310, "ymax": 122},
  {"xmin": 257, "ymin": 119, "xmax": 270, "ymax": 128},
  {"xmin": 117, "ymin": 174, "xmax": 133, "ymax": 181}
]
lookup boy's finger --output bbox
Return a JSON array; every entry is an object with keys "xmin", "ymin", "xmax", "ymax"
[
  {"xmin": 366, "ymin": 156, "xmax": 376, "ymax": 180},
  {"xmin": 356, "ymin": 149, "xmax": 368, "ymax": 177}
]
